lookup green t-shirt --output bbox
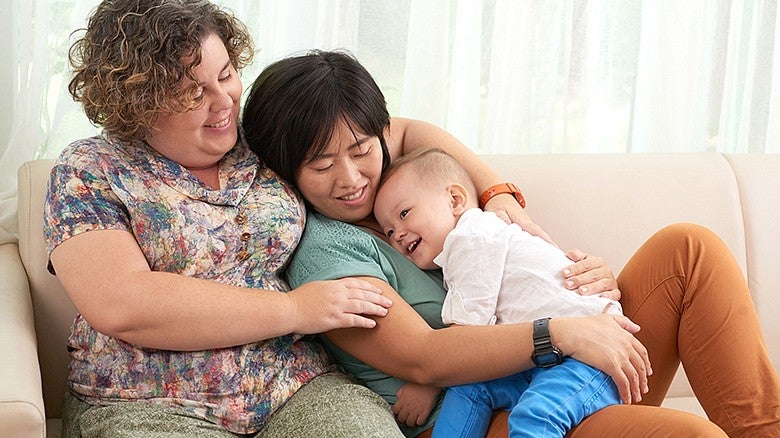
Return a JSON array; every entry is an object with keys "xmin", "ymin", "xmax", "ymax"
[{"xmin": 286, "ymin": 212, "xmax": 447, "ymax": 437}]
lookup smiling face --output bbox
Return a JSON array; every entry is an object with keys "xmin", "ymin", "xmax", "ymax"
[
  {"xmin": 374, "ymin": 165, "xmax": 461, "ymax": 270},
  {"xmin": 295, "ymin": 118, "xmax": 385, "ymax": 223},
  {"xmin": 145, "ymin": 33, "xmax": 241, "ymax": 169}
]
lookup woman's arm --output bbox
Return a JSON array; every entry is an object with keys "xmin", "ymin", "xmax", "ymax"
[
  {"xmin": 385, "ymin": 117, "xmax": 554, "ymax": 244},
  {"xmin": 325, "ymin": 276, "xmax": 650, "ymax": 404},
  {"xmin": 50, "ymin": 229, "xmax": 392, "ymax": 351},
  {"xmin": 324, "ymin": 276, "xmax": 535, "ymax": 385}
]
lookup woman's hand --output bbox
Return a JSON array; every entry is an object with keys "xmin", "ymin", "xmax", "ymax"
[
  {"xmin": 551, "ymin": 314, "xmax": 652, "ymax": 404},
  {"xmin": 483, "ymin": 193, "xmax": 556, "ymax": 246},
  {"xmin": 288, "ymin": 279, "xmax": 393, "ymax": 333},
  {"xmin": 562, "ymin": 249, "xmax": 621, "ymax": 301}
]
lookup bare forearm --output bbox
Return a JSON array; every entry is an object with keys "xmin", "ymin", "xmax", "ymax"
[
  {"xmin": 407, "ymin": 323, "xmax": 536, "ymax": 386},
  {"xmin": 325, "ymin": 276, "xmax": 535, "ymax": 387},
  {"xmin": 327, "ymin": 277, "xmax": 650, "ymax": 403},
  {"xmin": 62, "ymin": 268, "xmax": 296, "ymax": 351},
  {"xmin": 51, "ymin": 230, "xmax": 296, "ymax": 351},
  {"xmin": 104, "ymin": 272, "xmax": 295, "ymax": 350}
]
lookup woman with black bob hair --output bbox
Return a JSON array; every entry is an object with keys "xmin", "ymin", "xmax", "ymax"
[{"xmin": 242, "ymin": 50, "xmax": 779, "ymax": 437}]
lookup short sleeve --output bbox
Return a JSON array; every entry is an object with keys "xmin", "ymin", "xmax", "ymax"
[
  {"xmin": 44, "ymin": 153, "xmax": 132, "ymax": 264},
  {"xmin": 285, "ymin": 212, "xmax": 392, "ymax": 287}
]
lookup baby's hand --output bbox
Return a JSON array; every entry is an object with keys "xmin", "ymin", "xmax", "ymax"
[{"xmin": 393, "ymin": 382, "xmax": 442, "ymax": 427}]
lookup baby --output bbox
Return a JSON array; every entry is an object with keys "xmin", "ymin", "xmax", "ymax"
[{"xmin": 373, "ymin": 147, "xmax": 622, "ymax": 438}]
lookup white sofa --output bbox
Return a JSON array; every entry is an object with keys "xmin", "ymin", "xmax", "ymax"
[{"xmin": 2, "ymin": 154, "xmax": 778, "ymax": 437}]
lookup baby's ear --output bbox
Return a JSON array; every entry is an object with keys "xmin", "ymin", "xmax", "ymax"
[{"xmin": 448, "ymin": 183, "xmax": 470, "ymax": 215}]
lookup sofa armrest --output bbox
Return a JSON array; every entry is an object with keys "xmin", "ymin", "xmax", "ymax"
[{"xmin": 0, "ymin": 241, "xmax": 46, "ymax": 437}]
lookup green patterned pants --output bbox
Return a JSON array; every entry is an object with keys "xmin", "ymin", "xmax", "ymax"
[{"xmin": 62, "ymin": 373, "xmax": 403, "ymax": 438}]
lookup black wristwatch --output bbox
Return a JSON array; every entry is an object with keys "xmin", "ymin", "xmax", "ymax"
[{"xmin": 531, "ymin": 317, "xmax": 564, "ymax": 368}]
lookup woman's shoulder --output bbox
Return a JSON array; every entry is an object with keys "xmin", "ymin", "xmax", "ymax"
[
  {"xmin": 55, "ymin": 134, "xmax": 107, "ymax": 163},
  {"xmin": 54, "ymin": 134, "xmax": 142, "ymax": 172}
]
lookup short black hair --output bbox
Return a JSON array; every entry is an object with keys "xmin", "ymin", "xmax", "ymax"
[{"xmin": 242, "ymin": 50, "xmax": 390, "ymax": 183}]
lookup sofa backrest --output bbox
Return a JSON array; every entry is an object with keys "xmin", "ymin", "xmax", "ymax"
[
  {"xmin": 722, "ymin": 154, "xmax": 780, "ymax": 358},
  {"xmin": 480, "ymin": 153, "xmax": 746, "ymax": 273},
  {"xmin": 17, "ymin": 159, "xmax": 74, "ymax": 420}
]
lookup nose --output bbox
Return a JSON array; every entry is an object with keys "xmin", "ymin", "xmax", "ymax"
[
  {"xmin": 335, "ymin": 159, "xmax": 362, "ymax": 187},
  {"xmin": 213, "ymin": 86, "xmax": 234, "ymax": 111},
  {"xmin": 393, "ymin": 227, "xmax": 407, "ymax": 244}
]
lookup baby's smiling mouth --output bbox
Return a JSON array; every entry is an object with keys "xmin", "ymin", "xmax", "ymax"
[{"xmin": 406, "ymin": 238, "xmax": 420, "ymax": 254}]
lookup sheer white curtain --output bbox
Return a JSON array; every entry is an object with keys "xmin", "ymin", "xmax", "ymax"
[
  {"xmin": 2, "ymin": 0, "xmax": 779, "ymax": 236},
  {"xmin": 0, "ymin": 0, "xmax": 98, "ymax": 239}
]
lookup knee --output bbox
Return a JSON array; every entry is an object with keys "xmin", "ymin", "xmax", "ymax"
[
  {"xmin": 569, "ymin": 405, "xmax": 728, "ymax": 437},
  {"xmin": 652, "ymin": 223, "xmax": 731, "ymax": 257},
  {"xmin": 655, "ymin": 223, "xmax": 717, "ymax": 245},
  {"xmin": 669, "ymin": 415, "xmax": 729, "ymax": 437}
]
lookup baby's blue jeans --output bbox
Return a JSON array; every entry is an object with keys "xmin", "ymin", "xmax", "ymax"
[{"xmin": 432, "ymin": 358, "xmax": 620, "ymax": 438}]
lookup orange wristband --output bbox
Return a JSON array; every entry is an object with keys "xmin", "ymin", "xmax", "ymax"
[{"xmin": 479, "ymin": 182, "xmax": 526, "ymax": 209}]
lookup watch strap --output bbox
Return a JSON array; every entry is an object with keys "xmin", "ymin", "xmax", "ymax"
[
  {"xmin": 479, "ymin": 182, "xmax": 526, "ymax": 209},
  {"xmin": 532, "ymin": 317, "xmax": 563, "ymax": 368}
]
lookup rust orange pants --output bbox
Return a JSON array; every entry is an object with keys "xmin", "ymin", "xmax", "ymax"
[{"xmin": 426, "ymin": 223, "xmax": 780, "ymax": 437}]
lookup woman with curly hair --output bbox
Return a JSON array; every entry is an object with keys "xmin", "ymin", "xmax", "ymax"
[{"xmin": 48, "ymin": 1, "xmax": 403, "ymax": 436}]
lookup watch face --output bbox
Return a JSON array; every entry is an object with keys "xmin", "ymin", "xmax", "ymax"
[{"xmin": 533, "ymin": 351, "xmax": 562, "ymax": 368}]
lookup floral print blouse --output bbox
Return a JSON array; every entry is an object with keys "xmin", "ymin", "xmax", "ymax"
[{"xmin": 43, "ymin": 134, "xmax": 332, "ymax": 433}]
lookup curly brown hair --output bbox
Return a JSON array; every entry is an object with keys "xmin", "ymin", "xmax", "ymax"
[{"xmin": 68, "ymin": 0, "xmax": 254, "ymax": 141}]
